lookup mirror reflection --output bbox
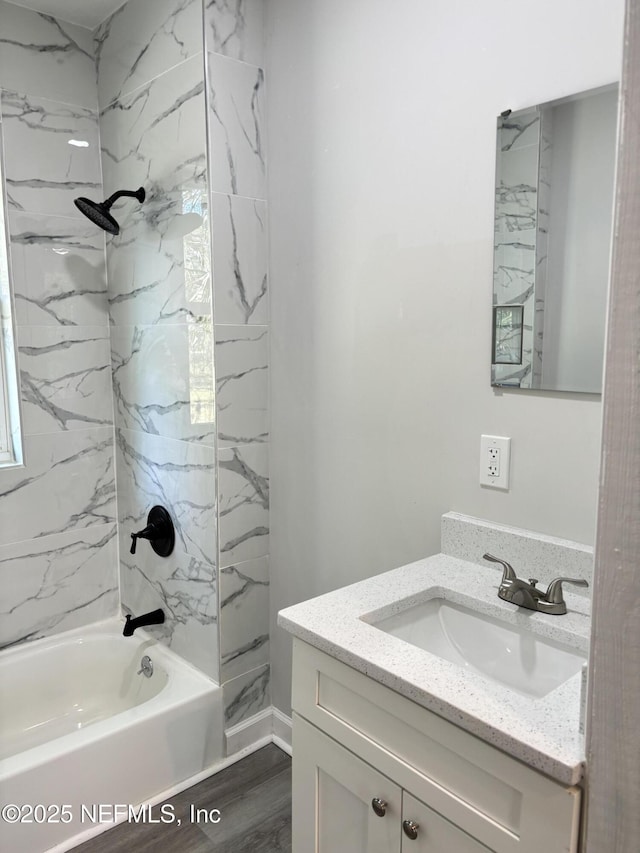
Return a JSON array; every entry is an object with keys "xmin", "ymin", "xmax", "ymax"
[{"xmin": 492, "ymin": 85, "xmax": 618, "ymax": 393}]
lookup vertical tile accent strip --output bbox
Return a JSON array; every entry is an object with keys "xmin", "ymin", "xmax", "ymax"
[{"xmin": 205, "ymin": 0, "xmax": 269, "ymax": 738}]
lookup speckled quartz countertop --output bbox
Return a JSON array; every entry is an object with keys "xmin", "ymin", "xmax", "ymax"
[{"xmin": 278, "ymin": 553, "xmax": 591, "ymax": 786}]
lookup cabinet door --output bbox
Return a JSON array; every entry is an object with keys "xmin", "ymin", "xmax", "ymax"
[
  {"xmin": 293, "ymin": 713, "xmax": 402, "ymax": 853},
  {"xmin": 400, "ymin": 793, "xmax": 492, "ymax": 853}
]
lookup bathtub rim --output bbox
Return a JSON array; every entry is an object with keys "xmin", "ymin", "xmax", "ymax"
[{"xmin": 0, "ymin": 616, "xmax": 216, "ymax": 679}]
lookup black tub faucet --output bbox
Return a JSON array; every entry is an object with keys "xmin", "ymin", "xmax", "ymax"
[{"xmin": 123, "ymin": 608, "xmax": 165, "ymax": 637}]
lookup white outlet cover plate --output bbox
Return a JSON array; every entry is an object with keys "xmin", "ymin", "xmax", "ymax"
[{"xmin": 480, "ymin": 435, "xmax": 511, "ymax": 489}]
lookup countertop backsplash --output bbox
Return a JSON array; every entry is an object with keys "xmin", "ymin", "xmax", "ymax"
[{"xmin": 441, "ymin": 512, "xmax": 593, "ymax": 596}]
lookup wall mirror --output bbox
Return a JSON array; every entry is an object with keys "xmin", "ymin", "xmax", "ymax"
[{"xmin": 491, "ymin": 84, "xmax": 618, "ymax": 393}]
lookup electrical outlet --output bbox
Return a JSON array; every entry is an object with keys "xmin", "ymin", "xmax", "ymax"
[
  {"xmin": 480, "ymin": 435, "xmax": 511, "ymax": 489},
  {"xmin": 487, "ymin": 446, "xmax": 500, "ymax": 478}
]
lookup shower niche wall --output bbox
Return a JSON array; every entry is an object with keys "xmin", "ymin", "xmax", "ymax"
[{"xmin": 0, "ymin": 0, "xmax": 270, "ymax": 749}]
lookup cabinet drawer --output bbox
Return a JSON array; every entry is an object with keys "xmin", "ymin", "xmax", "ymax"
[{"xmin": 292, "ymin": 640, "xmax": 580, "ymax": 853}]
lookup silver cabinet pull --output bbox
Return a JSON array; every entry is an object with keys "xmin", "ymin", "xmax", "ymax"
[
  {"xmin": 371, "ymin": 798, "xmax": 387, "ymax": 817},
  {"xmin": 402, "ymin": 819, "xmax": 419, "ymax": 840}
]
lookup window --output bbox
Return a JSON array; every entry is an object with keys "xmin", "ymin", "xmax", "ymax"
[
  {"xmin": 0, "ymin": 345, "xmax": 14, "ymax": 464},
  {"xmin": 0, "ymin": 119, "xmax": 23, "ymax": 467}
]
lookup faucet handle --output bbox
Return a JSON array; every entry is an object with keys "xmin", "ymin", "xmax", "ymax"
[
  {"xmin": 483, "ymin": 553, "xmax": 517, "ymax": 582},
  {"xmin": 130, "ymin": 532, "xmax": 140, "ymax": 554},
  {"xmin": 544, "ymin": 577, "xmax": 589, "ymax": 604},
  {"xmin": 129, "ymin": 506, "xmax": 175, "ymax": 558}
]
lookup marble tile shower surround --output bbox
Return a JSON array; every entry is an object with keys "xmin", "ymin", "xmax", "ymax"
[
  {"xmin": 118, "ymin": 525, "xmax": 218, "ymax": 679},
  {"xmin": 94, "ymin": 0, "xmax": 202, "ymax": 110},
  {"xmin": 116, "ymin": 428, "xmax": 217, "ymax": 568},
  {"xmin": 215, "ymin": 324, "xmax": 268, "ymax": 446},
  {"xmin": 97, "ymin": 0, "xmax": 220, "ymax": 683},
  {"xmin": 111, "ymin": 321, "xmax": 217, "ymax": 445},
  {"xmin": 220, "ymin": 556, "xmax": 269, "ymax": 681},
  {"xmin": 0, "ymin": 525, "xmax": 118, "ymax": 649},
  {"xmin": 112, "ymin": 349, "xmax": 219, "ymax": 677},
  {"xmin": 205, "ymin": 0, "xmax": 265, "ymax": 68},
  {"xmin": 0, "ymin": 90, "xmax": 101, "ymax": 217},
  {"xmin": 0, "ymin": 0, "xmax": 271, "ymax": 727},
  {"xmin": 218, "ymin": 443, "xmax": 269, "ymax": 566},
  {"xmin": 0, "ymin": 427, "xmax": 116, "ymax": 544},
  {"xmin": 105, "ymin": 198, "xmax": 212, "ymax": 328},
  {"xmin": 223, "ymin": 662, "xmax": 270, "ymax": 727},
  {"xmin": 18, "ymin": 326, "xmax": 112, "ymax": 434},
  {"xmin": 493, "ymin": 109, "xmax": 539, "ymax": 387},
  {"xmin": 10, "ymin": 213, "xmax": 109, "ymax": 327},
  {"xmin": 0, "ymin": 2, "xmax": 97, "ymax": 109},
  {"xmin": 211, "ymin": 192, "xmax": 268, "ymax": 324},
  {"xmin": 99, "ymin": 57, "xmax": 211, "ymax": 328},
  {"xmin": 99, "ymin": 57, "xmax": 207, "ymax": 217},
  {"xmin": 207, "ymin": 51, "xmax": 266, "ymax": 200},
  {"xmin": 0, "ymin": 0, "xmax": 118, "ymax": 650}
]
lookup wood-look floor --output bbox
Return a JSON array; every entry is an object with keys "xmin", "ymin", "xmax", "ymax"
[{"xmin": 72, "ymin": 744, "xmax": 291, "ymax": 853}]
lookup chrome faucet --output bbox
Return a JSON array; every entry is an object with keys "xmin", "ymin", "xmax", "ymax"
[{"xmin": 483, "ymin": 553, "xmax": 588, "ymax": 615}]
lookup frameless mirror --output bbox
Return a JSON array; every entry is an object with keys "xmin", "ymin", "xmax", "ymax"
[{"xmin": 491, "ymin": 84, "xmax": 618, "ymax": 393}]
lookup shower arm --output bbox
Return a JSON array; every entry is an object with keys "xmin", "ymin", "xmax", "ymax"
[{"xmin": 103, "ymin": 188, "xmax": 145, "ymax": 210}]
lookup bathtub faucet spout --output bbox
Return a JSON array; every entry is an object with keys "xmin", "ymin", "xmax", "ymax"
[{"xmin": 123, "ymin": 608, "xmax": 165, "ymax": 637}]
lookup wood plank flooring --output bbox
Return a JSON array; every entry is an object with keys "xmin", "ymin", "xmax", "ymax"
[{"xmin": 72, "ymin": 744, "xmax": 291, "ymax": 853}]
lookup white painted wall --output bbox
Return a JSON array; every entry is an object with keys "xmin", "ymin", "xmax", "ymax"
[{"xmin": 266, "ymin": 0, "xmax": 624, "ymax": 713}]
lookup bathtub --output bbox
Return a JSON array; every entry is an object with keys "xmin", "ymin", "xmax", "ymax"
[{"xmin": 0, "ymin": 618, "xmax": 223, "ymax": 853}]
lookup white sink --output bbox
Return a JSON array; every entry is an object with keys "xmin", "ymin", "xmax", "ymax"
[{"xmin": 371, "ymin": 598, "xmax": 586, "ymax": 698}]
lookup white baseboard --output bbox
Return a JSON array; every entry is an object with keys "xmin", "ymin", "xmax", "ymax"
[
  {"xmin": 272, "ymin": 707, "xmax": 293, "ymax": 755},
  {"xmin": 225, "ymin": 707, "xmax": 274, "ymax": 755},
  {"xmin": 225, "ymin": 706, "xmax": 292, "ymax": 756}
]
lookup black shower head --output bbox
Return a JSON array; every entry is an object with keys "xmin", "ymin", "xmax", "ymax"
[
  {"xmin": 73, "ymin": 187, "xmax": 146, "ymax": 235},
  {"xmin": 74, "ymin": 197, "xmax": 120, "ymax": 234}
]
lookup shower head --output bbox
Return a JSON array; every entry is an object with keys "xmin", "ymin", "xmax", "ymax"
[
  {"xmin": 73, "ymin": 187, "xmax": 146, "ymax": 235},
  {"xmin": 73, "ymin": 197, "xmax": 120, "ymax": 234}
]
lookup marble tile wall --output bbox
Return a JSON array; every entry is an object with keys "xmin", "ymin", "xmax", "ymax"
[
  {"xmin": 205, "ymin": 0, "xmax": 271, "ymax": 734},
  {"xmin": 0, "ymin": 1, "xmax": 118, "ymax": 649},
  {"xmin": 534, "ymin": 109, "xmax": 552, "ymax": 387},
  {"xmin": 493, "ymin": 108, "xmax": 540, "ymax": 388},
  {"xmin": 95, "ymin": 0, "xmax": 220, "ymax": 681}
]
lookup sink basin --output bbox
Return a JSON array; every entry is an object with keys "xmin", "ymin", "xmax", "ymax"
[{"xmin": 370, "ymin": 598, "xmax": 586, "ymax": 698}]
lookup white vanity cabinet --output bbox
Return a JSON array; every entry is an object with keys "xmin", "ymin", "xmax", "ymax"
[
  {"xmin": 295, "ymin": 715, "xmax": 490, "ymax": 852},
  {"xmin": 291, "ymin": 640, "xmax": 581, "ymax": 853}
]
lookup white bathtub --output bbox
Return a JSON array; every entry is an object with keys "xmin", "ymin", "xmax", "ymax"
[{"xmin": 0, "ymin": 619, "xmax": 223, "ymax": 853}]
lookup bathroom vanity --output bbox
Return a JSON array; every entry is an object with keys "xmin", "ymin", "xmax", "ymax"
[{"xmin": 279, "ymin": 514, "xmax": 591, "ymax": 853}]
